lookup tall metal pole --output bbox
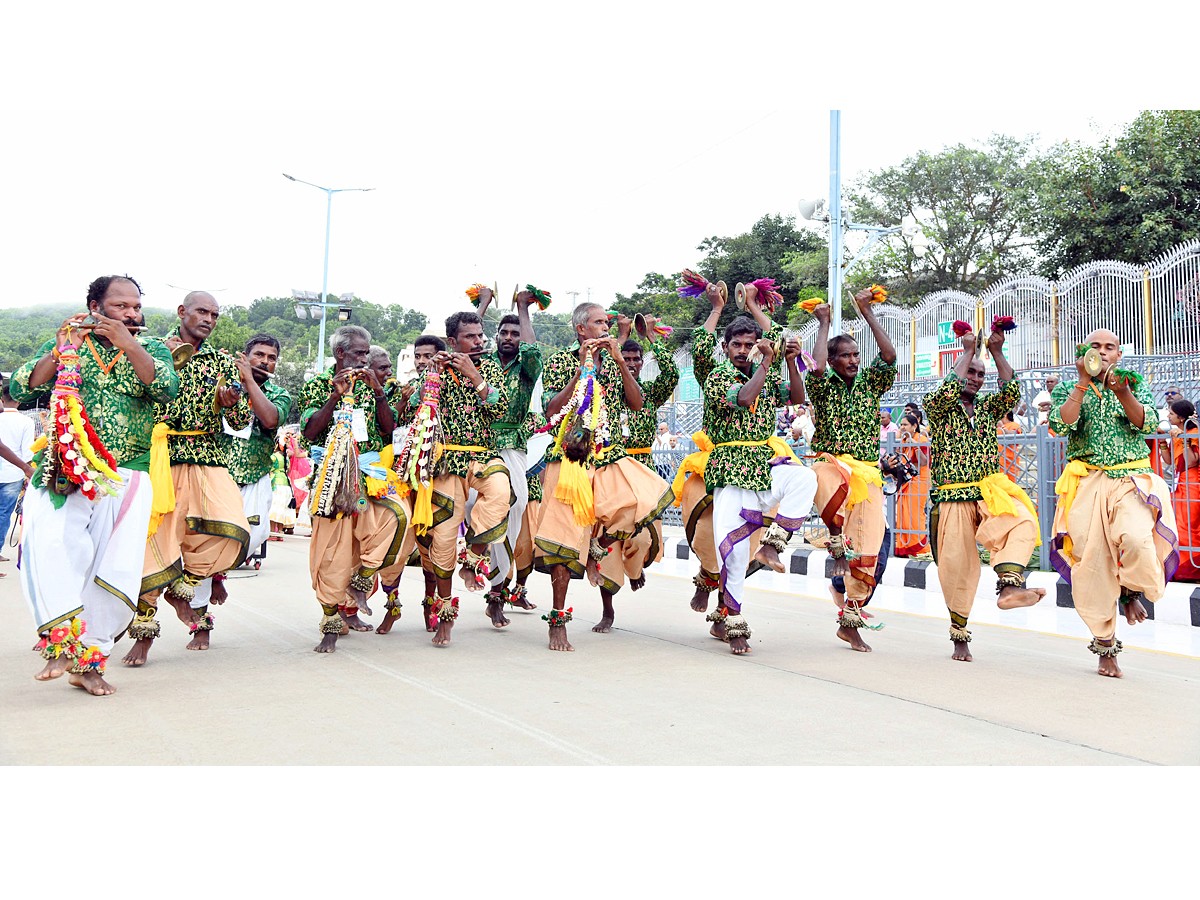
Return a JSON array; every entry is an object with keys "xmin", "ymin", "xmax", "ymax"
[
  {"xmin": 828, "ymin": 110, "xmax": 844, "ymax": 336},
  {"xmin": 317, "ymin": 187, "xmax": 333, "ymax": 372}
]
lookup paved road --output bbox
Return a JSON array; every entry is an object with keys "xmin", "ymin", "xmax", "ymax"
[{"xmin": 2, "ymin": 535, "xmax": 1197, "ymax": 765}]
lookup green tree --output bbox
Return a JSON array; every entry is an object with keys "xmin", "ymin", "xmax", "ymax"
[
  {"xmin": 846, "ymin": 135, "xmax": 1040, "ymax": 302},
  {"xmin": 1029, "ymin": 109, "xmax": 1200, "ymax": 275}
]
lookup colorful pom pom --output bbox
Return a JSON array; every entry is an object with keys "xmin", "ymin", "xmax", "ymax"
[
  {"xmin": 991, "ymin": 315, "xmax": 1017, "ymax": 333},
  {"xmin": 952, "ymin": 320, "xmax": 973, "ymax": 337},
  {"xmin": 868, "ymin": 284, "xmax": 888, "ymax": 304}
]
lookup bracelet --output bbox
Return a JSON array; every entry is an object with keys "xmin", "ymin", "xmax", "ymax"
[{"xmin": 475, "ymin": 381, "xmax": 490, "ymax": 395}]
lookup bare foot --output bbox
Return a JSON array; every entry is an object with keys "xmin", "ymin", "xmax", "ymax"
[
  {"xmin": 432, "ymin": 618, "xmax": 454, "ymax": 646},
  {"xmin": 952, "ymin": 642, "xmax": 973, "ymax": 662},
  {"xmin": 314, "ymin": 633, "xmax": 338, "ymax": 653},
  {"xmin": 753, "ymin": 544, "xmax": 784, "ymax": 573},
  {"xmin": 585, "ymin": 557, "xmax": 603, "ymax": 587},
  {"xmin": 1098, "ymin": 656, "xmax": 1123, "ymax": 677},
  {"xmin": 348, "ymin": 585, "xmax": 372, "ymax": 617},
  {"xmin": 1123, "ymin": 596, "xmax": 1148, "ymax": 625},
  {"xmin": 997, "ymin": 585, "xmax": 1046, "ymax": 610},
  {"xmin": 122, "ymin": 637, "xmax": 154, "ymax": 667},
  {"xmin": 548, "ymin": 624, "xmax": 574, "ymax": 651},
  {"xmin": 186, "ymin": 630, "xmax": 210, "ymax": 651},
  {"xmin": 730, "ymin": 636, "xmax": 751, "ymax": 655},
  {"xmin": 340, "ymin": 610, "xmax": 374, "ymax": 633},
  {"xmin": 459, "ymin": 563, "xmax": 485, "ymax": 593},
  {"xmin": 164, "ymin": 593, "xmax": 198, "ymax": 627},
  {"xmin": 709, "ymin": 621, "xmax": 728, "ymax": 641},
  {"xmin": 629, "ymin": 575, "xmax": 645, "ymax": 592},
  {"xmin": 507, "ymin": 587, "xmax": 537, "ymax": 610},
  {"xmin": 486, "ymin": 598, "xmax": 510, "ymax": 628},
  {"xmin": 68, "ymin": 672, "xmax": 116, "ymax": 695},
  {"xmin": 837, "ymin": 626, "xmax": 872, "ymax": 652},
  {"xmin": 690, "ymin": 587, "xmax": 710, "ymax": 613},
  {"xmin": 375, "ymin": 601, "xmax": 400, "ymax": 636},
  {"xmin": 592, "ymin": 616, "xmax": 613, "ymax": 633},
  {"xmin": 34, "ymin": 655, "xmax": 71, "ymax": 681},
  {"xmin": 210, "ymin": 577, "xmax": 228, "ymax": 606},
  {"xmin": 828, "ymin": 584, "xmax": 846, "ymax": 607},
  {"xmin": 830, "ymin": 556, "xmax": 849, "ymax": 577},
  {"xmin": 424, "ymin": 599, "xmax": 436, "ymax": 633}
]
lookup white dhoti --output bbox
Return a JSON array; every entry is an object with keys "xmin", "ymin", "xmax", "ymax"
[
  {"xmin": 713, "ymin": 464, "xmax": 817, "ymax": 613},
  {"xmin": 20, "ymin": 468, "xmax": 153, "ymax": 659},
  {"xmin": 241, "ymin": 474, "xmax": 273, "ymax": 556}
]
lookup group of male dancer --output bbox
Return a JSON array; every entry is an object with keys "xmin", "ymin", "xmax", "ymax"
[{"xmin": 8, "ymin": 272, "xmax": 1179, "ymax": 697}]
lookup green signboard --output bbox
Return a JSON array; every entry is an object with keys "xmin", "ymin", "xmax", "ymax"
[
  {"xmin": 936, "ymin": 321, "xmax": 956, "ymax": 345},
  {"xmin": 914, "ymin": 351, "xmax": 936, "ymax": 378}
]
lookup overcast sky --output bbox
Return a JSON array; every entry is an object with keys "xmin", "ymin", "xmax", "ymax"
[{"xmin": 0, "ymin": 4, "xmax": 1164, "ymax": 335}]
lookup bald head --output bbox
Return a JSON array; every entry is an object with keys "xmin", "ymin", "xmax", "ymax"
[
  {"xmin": 1083, "ymin": 328, "xmax": 1123, "ymax": 368},
  {"xmin": 183, "ymin": 290, "xmax": 217, "ymax": 309},
  {"xmin": 178, "ymin": 291, "xmax": 220, "ymax": 345}
]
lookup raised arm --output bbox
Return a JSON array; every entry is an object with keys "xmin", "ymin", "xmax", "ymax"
[{"xmin": 853, "ymin": 288, "xmax": 896, "ymax": 365}]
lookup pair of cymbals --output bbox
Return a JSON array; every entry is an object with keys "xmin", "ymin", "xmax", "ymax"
[{"xmin": 734, "ymin": 282, "xmax": 754, "ymax": 311}]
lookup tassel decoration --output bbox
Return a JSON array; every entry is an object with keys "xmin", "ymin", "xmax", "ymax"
[{"xmin": 394, "ymin": 370, "xmax": 445, "ymax": 534}]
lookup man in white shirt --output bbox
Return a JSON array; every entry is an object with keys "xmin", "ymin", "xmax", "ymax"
[{"xmin": 0, "ymin": 382, "xmax": 35, "ymax": 569}]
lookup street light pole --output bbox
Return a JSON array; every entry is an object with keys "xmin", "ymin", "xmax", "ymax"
[
  {"xmin": 283, "ymin": 173, "xmax": 374, "ymax": 372},
  {"xmin": 829, "ymin": 110, "xmax": 844, "ymax": 335}
]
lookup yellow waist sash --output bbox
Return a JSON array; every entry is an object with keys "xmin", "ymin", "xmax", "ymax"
[
  {"xmin": 148, "ymin": 424, "xmax": 206, "ymax": 536},
  {"xmin": 938, "ymin": 472, "xmax": 1041, "ymax": 547},
  {"xmin": 669, "ymin": 434, "xmax": 798, "ymax": 506},
  {"xmin": 671, "ymin": 432, "xmax": 715, "ymax": 506},
  {"xmin": 817, "ymin": 453, "xmax": 882, "ymax": 509},
  {"xmin": 1054, "ymin": 457, "xmax": 1151, "ymax": 561},
  {"xmin": 441, "ymin": 443, "xmax": 488, "ymax": 453},
  {"xmin": 626, "ymin": 447, "xmax": 651, "ymax": 455}
]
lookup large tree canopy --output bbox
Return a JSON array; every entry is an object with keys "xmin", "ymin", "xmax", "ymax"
[
  {"xmin": 1029, "ymin": 109, "xmax": 1200, "ymax": 275},
  {"xmin": 846, "ymin": 134, "xmax": 1040, "ymax": 302}
]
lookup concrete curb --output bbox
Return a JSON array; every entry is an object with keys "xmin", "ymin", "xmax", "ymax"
[{"xmin": 662, "ymin": 537, "xmax": 1200, "ymax": 628}]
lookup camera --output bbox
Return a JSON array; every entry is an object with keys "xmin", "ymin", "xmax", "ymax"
[{"xmin": 881, "ymin": 452, "xmax": 918, "ymax": 496}]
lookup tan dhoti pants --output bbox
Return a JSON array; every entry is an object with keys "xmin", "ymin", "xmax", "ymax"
[
  {"xmin": 310, "ymin": 497, "xmax": 406, "ymax": 614},
  {"xmin": 142, "ymin": 464, "xmax": 251, "ymax": 603},
  {"xmin": 596, "ymin": 523, "xmax": 661, "ymax": 593},
  {"xmin": 535, "ymin": 458, "xmax": 672, "ymax": 577},
  {"xmin": 1055, "ymin": 471, "xmax": 1178, "ymax": 641},
  {"xmin": 357, "ymin": 492, "xmax": 414, "ymax": 598},
  {"xmin": 513, "ymin": 499, "xmax": 542, "ymax": 579},
  {"xmin": 680, "ymin": 474, "xmax": 718, "ymax": 577},
  {"xmin": 933, "ymin": 499, "xmax": 1039, "ymax": 620},
  {"xmin": 812, "ymin": 459, "xmax": 885, "ymax": 601},
  {"xmin": 428, "ymin": 459, "xmax": 511, "ymax": 578}
]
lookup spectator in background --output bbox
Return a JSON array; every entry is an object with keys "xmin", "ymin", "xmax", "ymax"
[
  {"xmin": 998, "ymin": 411, "xmax": 1022, "ymax": 481},
  {"xmin": 652, "ymin": 422, "xmax": 677, "ymax": 480},
  {"xmin": 903, "ymin": 402, "xmax": 927, "ymax": 436},
  {"xmin": 892, "ymin": 413, "xmax": 930, "ymax": 557},
  {"xmin": 1161, "ymin": 399, "xmax": 1200, "ymax": 582},
  {"xmin": 879, "ymin": 408, "xmax": 899, "ymax": 443},
  {"xmin": 1159, "ymin": 385, "xmax": 1184, "ymax": 432},
  {"xmin": 0, "ymin": 381, "xmax": 35, "ymax": 570}
]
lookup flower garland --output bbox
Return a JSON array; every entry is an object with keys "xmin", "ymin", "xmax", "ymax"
[
  {"xmin": 542, "ymin": 607, "xmax": 573, "ymax": 627},
  {"xmin": 72, "ymin": 645, "xmax": 106, "ymax": 675},
  {"xmin": 37, "ymin": 617, "xmax": 85, "ymax": 661},
  {"xmin": 393, "ymin": 369, "xmax": 444, "ymax": 534},
  {"xmin": 34, "ymin": 340, "xmax": 122, "ymax": 502}
]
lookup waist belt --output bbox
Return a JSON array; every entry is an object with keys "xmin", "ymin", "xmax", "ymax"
[
  {"xmin": 938, "ymin": 472, "xmax": 1041, "ymax": 547},
  {"xmin": 441, "ymin": 444, "xmax": 488, "ymax": 453},
  {"xmin": 148, "ymin": 425, "xmax": 206, "ymax": 536},
  {"xmin": 626, "ymin": 447, "xmax": 651, "ymax": 455}
]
